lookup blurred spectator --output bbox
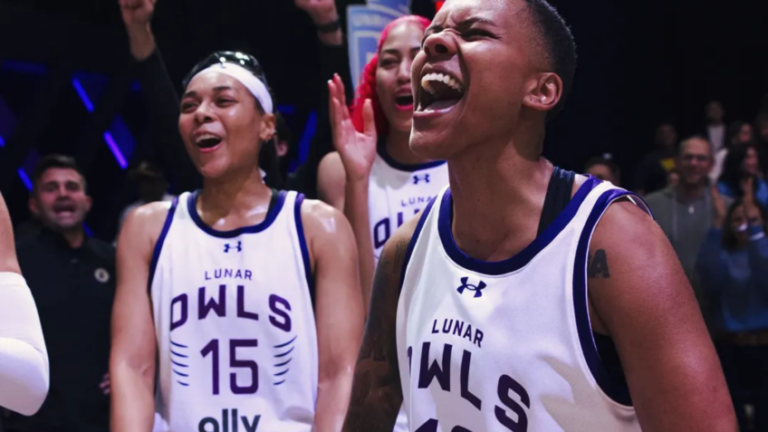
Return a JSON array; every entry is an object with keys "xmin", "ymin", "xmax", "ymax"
[
  {"xmin": 4, "ymin": 155, "xmax": 113, "ymax": 432},
  {"xmin": 704, "ymin": 101, "xmax": 727, "ymax": 152},
  {"xmin": 115, "ymin": 160, "xmax": 174, "ymax": 240},
  {"xmin": 696, "ymin": 184, "xmax": 768, "ymax": 431},
  {"xmin": 584, "ymin": 155, "xmax": 621, "ymax": 185},
  {"xmin": 634, "ymin": 122, "xmax": 678, "ymax": 195},
  {"xmin": 710, "ymin": 121, "xmax": 756, "ymax": 183},
  {"xmin": 717, "ymin": 143, "xmax": 768, "ymax": 207},
  {"xmin": 645, "ymin": 136, "xmax": 730, "ymax": 326},
  {"xmin": 755, "ymin": 112, "xmax": 768, "ymax": 174}
]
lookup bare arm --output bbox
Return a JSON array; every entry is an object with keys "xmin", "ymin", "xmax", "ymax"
[
  {"xmin": 317, "ymin": 151, "xmax": 377, "ymax": 310},
  {"xmin": 302, "ymin": 200, "xmax": 364, "ymax": 431},
  {"xmin": 317, "ymin": 152, "xmax": 347, "ymax": 211},
  {"xmin": 342, "ymin": 217, "xmax": 416, "ymax": 431},
  {"xmin": 0, "ymin": 192, "xmax": 20, "ymax": 274},
  {"xmin": 110, "ymin": 203, "xmax": 166, "ymax": 432},
  {"xmin": 588, "ymin": 201, "xmax": 736, "ymax": 431},
  {"xmin": 0, "ymin": 192, "xmax": 48, "ymax": 415}
]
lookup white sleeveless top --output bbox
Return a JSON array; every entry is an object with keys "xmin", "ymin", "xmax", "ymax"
[
  {"xmin": 369, "ymin": 146, "xmax": 449, "ymax": 262},
  {"xmin": 149, "ymin": 190, "xmax": 318, "ymax": 432},
  {"xmin": 397, "ymin": 178, "xmax": 646, "ymax": 432}
]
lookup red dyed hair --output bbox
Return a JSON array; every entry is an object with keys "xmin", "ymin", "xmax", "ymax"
[{"xmin": 350, "ymin": 15, "xmax": 431, "ymax": 136}]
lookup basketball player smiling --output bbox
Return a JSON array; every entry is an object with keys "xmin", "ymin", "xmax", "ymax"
[
  {"xmin": 110, "ymin": 52, "xmax": 363, "ymax": 432},
  {"xmin": 343, "ymin": 0, "xmax": 736, "ymax": 431}
]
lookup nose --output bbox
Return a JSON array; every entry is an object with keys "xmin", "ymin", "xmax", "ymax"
[
  {"xmin": 194, "ymin": 100, "xmax": 214, "ymax": 124},
  {"xmin": 397, "ymin": 58, "xmax": 412, "ymax": 83},
  {"xmin": 423, "ymin": 31, "xmax": 456, "ymax": 59}
]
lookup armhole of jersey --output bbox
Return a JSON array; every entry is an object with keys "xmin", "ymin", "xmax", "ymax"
[
  {"xmin": 147, "ymin": 197, "xmax": 179, "ymax": 295},
  {"xmin": 398, "ymin": 196, "xmax": 438, "ymax": 294},
  {"xmin": 573, "ymin": 189, "xmax": 650, "ymax": 407},
  {"xmin": 293, "ymin": 193, "xmax": 315, "ymax": 310}
]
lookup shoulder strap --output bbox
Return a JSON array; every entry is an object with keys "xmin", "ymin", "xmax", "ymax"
[{"xmin": 538, "ymin": 167, "xmax": 576, "ymax": 236}]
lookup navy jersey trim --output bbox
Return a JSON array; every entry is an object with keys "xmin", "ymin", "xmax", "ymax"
[
  {"xmin": 573, "ymin": 188, "xmax": 649, "ymax": 407},
  {"xmin": 148, "ymin": 197, "xmax": 179, "ymax": 294},
  {"xmin": 377, "ymin": 142, "xmax": 446, "ymax": 172},
  {"xmin": 438, "ymin": 176, "xmax": 602, "ymax": 275},
  {"xmin": 399, "ymin": 196, "xmax": 438, "ymax": 294},
  {"xmin": 293, "ymin": 193, "xmax": 315, "ymax": 310},
  {"xmin": 187, "ymin": 189, "xmax": 287, "ymax": 238}
]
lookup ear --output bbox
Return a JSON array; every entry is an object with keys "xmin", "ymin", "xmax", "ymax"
[
  {"xmin": 274, "ymin": 139, "xmax": 289, "ymax": 158},
  {"xmin": 28, "ymin": 195, "xmax": 39, "ymax": 217},
  {"xmin": 84, "ymin": 195, "xmax": 93, "ymax": 214},
  {"xmin": 259, "ymin": 113, "xmax": 277, "ymax": 143},
  {"xmin": 521, "ymin": 72, "xmax": 563, "ymax": 114}
]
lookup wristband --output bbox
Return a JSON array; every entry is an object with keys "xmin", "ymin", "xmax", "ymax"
[{"xmin": 316, "ymin": 19, "xmax": 341, "ymax": 33}]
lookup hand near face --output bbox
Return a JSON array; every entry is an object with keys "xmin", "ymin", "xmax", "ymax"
[{"xmin": 328, "ymin": 74, "xmax": 377, "ymax": 184}]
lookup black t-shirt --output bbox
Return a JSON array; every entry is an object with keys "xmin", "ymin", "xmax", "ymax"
[{"xmin": 4, "ymin": 227, "xmax": 115, "ymax": 432}]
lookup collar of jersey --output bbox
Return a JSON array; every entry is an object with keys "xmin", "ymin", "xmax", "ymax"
[
  {"xmin": 438, "ymin": 176, "xmax": 601, "ymax": 275},
  {"xmin": 376, "ymin": 137, "xmax": 446, "ymax": 173},
  {"xmin": 187, "ymin": 189, "xmax": 287, "ymax": 238}
]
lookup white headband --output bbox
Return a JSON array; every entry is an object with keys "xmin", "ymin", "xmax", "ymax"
[{"xmin": 197, "ymin": 62, "xmax": 273, "ymax": 114}]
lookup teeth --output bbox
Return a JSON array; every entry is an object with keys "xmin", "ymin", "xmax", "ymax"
[
  {"xmin": 195, "ymin": 134, "xmax": 220, "ymax": 144},
  {"xmin": 420, "ymin": 72, "xmax": 463, "ymax": 93}
]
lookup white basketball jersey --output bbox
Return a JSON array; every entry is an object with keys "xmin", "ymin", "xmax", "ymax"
[
  {"xmin": 150, "ymin": 190, "xmax": 318, "ymax": 432},
  {"xmin": 397, "ymin": 178, "xmax": 646, "ymax": 432},
  {"xmin": 369, "ymin": 147, "xmax": 449, "ymax": 262}
]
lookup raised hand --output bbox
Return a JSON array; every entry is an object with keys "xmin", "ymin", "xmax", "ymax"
[
  {"xmin": 294, "ymin": 0, "xmax": 337, "ymax": 24},
  {"xmin": 328, "ymin": 74, "xmax": 377, "ymax": 184},
  {"xmin": 119, "ymin": 0, "xmax": 156, "ymax": 29}
]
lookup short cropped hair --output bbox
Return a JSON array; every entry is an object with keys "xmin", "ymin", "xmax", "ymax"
[
  {"xmin": 525, "ymin": 0, "xmax": 577, "ymax": 120},
  {"xmin": 32, "ymin": 154, "xmax": 87, "ymax": 191}
]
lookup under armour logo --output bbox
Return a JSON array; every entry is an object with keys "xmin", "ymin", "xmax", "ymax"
[
  {"xmin": 413, "ymin": 174, "xmax": 431, "ymax": 185},
  {"xmin": 224, "ymin": 241, "xmax": 242, "ymax": 253},
  {"xmin": 457, "ymin": 277, "xmax": 487, "ymax": 298}
]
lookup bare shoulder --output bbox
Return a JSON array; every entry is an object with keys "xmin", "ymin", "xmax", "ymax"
[
  {"xmin": 316, "ymin": 152, "xmax": 346, "ymax": 205},
  {"xmin": 593, "ymin": 199, "xmax": 663, "ymax": 250},
  {"xmin": 119, "ymin": 200, "xmax": 174, "ymax": 254},
  {"xmin": 379, "ymin": 209, "xmax": 423, "ymax": 276},
  {"xmin": 317, "ymin": 152, "xmax": 346, "ymax": 186},
  {"xmin": 318, "ymin": 151, "xmax": 345, "ymax": 175},
  {"xmin": 300, "ymin": 197, "xmax": 348, "ymax": 234}
]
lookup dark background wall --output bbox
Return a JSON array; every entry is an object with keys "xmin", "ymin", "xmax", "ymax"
[{"xmin": 0, "ymin": 0, "xmax": 766, "ymax": 240}]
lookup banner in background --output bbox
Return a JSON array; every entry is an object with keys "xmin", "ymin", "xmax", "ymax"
[{"xmin": 346, "ymin": 1, "xmax": 408, "ymax": 91}]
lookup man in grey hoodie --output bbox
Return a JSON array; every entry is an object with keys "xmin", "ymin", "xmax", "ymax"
[{"xmin": 645, "ymin": 136, "xmax": 732, "ymax": 327}]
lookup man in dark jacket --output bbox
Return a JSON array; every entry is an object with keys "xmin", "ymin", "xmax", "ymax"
[{"xmin": 4, "ymin": 155, "xmax": 114, "ymax": 432}]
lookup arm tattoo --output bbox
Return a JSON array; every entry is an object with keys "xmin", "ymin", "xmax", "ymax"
[
  {"xmin": 588, "ymin": 249, "xmax": 611, "ymax": 278},
  {"xmin": 343, "ymin": 238, "xmax": 408, "ymax": 432}
]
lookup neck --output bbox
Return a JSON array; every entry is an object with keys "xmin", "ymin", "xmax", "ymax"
[
  {"xmin": 385, "ymin": 127, "xmax": 430, "ymax": 165},
  {"xmin": 48, "ymin": 225, "xmax": 85, "ymax": 248},
  {"xmin": 199, "ymin": 168, "xmax": 271, "ymax": 220},
  {"xmin": 448, "ymin": 126, "xmax": 552, "ymax": 260},
  {"xmin": 709, "ymin": 120, "xmax": 724, "ymax": 126},
  {"xmin": 675, "ymin": 181, "xmax": 705, "ymax": 201}
]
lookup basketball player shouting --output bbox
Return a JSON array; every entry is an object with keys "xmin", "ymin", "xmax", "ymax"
[
  {"xmin": 110, "ymin": 52, "xmax": 364, "ymax": 432},
  {"xmin": 0, "ymin": 191, "xmax": 48, "ymax": 416},
  {"xmin": 319, "ymin": 15, "xmax": 448, "ymax": 309},
  {"xmin": 343, "ymin": 0, "xmax": 736, "ymax": 431}
]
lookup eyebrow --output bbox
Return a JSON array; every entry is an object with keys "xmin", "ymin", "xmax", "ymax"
[
  {"xmin": 380, "ymin": 46, "xmax": 422, "ymax": 56},
  {"xmin": 426, "ymin": 16, "xmax": 497, "ymax": 34},
  {"xmin": 181, "ymin": 86, "xmax": 234, "ymax": 99}
]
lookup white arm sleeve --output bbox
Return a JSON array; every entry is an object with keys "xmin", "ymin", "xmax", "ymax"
[{"xmin": 0, "ymin": 272, "xmax": 49, "ymax": 415}]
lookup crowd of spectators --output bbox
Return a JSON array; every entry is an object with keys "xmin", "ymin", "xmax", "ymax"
[{"xmin": 1, "ymin": 0, "xmax": 768, "ymax": 430}]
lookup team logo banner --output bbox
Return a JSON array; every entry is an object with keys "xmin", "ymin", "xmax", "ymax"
[{"xmin": 346, "ymin": 0, "xmax": 409, "ymax": 90}]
